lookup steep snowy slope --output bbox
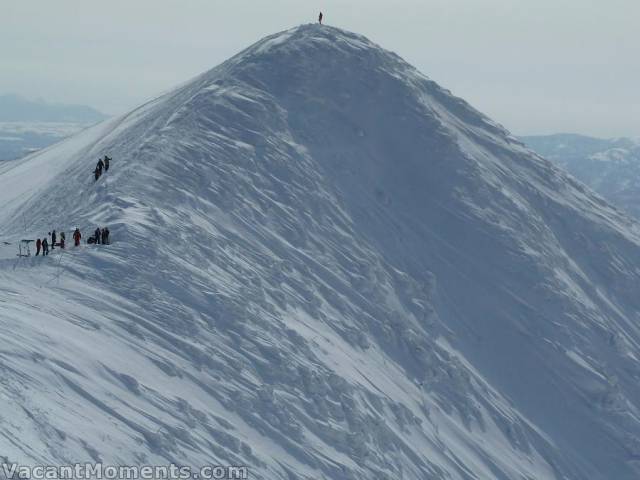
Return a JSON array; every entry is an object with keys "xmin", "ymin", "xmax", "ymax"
[
  {"xmin": 2, "ymin": 25, "xmax": 640, "ymax": 480},
  {"xmin": 522, "ymin": 134, "xmax": 640, "ymax": 220}
]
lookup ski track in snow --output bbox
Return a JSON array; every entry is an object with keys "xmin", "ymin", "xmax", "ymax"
[{"xmin": 1, "ymin": 24, "xmax": 640, "ymax": 480}]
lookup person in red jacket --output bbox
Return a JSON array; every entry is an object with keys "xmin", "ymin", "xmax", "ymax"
[
  {"xmin": 36, "ymin": 238, "xmax": 42, "ymax": 256},
  {"xmin": 73, "ymin": 228, "xmax": 82, "ymax": 247}
]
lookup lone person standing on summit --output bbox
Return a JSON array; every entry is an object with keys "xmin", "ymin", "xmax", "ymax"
[{"xmin": 318, "ymin": 12, "xmax": 323, "ymax": 24}]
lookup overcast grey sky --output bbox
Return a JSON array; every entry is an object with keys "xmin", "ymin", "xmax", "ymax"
[{"xmin": 2, "ymin": 1, "xmax": 638, "ymax": 137}]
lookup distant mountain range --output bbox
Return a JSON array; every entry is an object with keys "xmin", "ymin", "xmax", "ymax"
[
  {"xmin": 0, "ymin": 94, "xmax": 107, "ymax": 123},
  {"xmin": 522, "ymin": 133, "xmax": 640, "ymax": 219},
  {"xmin": 0, "ymin": 94, "xmax": 108, "ymax": 160}
]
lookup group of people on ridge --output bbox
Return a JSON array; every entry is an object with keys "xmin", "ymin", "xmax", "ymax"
[
  {"xmin": 29, "ymin": 153, "xmax": 114, "ymax": 259},
  {"xmin": 87, "ymin": 227, "xmax": 110, "ymax": 245},
  {"xmin": 35, "ymin": 230, "xmax": 65, "ymax": 256},
  {"xmin": 94, "ymin": 155, "xmax": 111, "ymax": 181},
  {"xmin": 34, "ymin": 226, "xmax": 110, "ymax": 256}
]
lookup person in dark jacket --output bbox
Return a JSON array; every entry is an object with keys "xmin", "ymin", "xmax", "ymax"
[
  {"xmin": 51, "ymin": 230, "xmax": 56, "ymax": 250},
  {"xmin": 94, "ymin": 167, "xmax": 100, "ymax": 181},
  {"xmin": 60, "ymin": 231, "xmax": 66, "ymax": 249},
  {"xmin": 318, "ymin": 11, "xmax": 323, "ymax": 24},
  {"xmin": 94, "ymin": 227, "xmax": 101, "ymax": 245},
  {"xmin": 42, "ymin": 238, "xmax": 49, "ymax": 256},
  {"xmin": 97, "ymin": 158, "xmax": 104, "ymax": 174},
  {"xmin": 36, "ymin": 238, "xmax": 42, "ymax": 256},
  {"xmin": 73, "ymin": 228, "xmax": 81, "ymax": 247},
  {"xmin": 104, "ymin": 156, "xmax": 111, "ymax": 172},
  {"xmin": 104, "ymin": 227, "xmax": 110, "ymax": 245}
]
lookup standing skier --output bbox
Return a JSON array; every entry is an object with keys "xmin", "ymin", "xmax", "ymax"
[
  {"xmin": 73, "ymin": 228, "xmax": 81, "ymax": 247},
  {"xmin": 104, "ymin": 156, "xmax": 111, "ymax": 172},
  {"xmin": 318, "ymin": 12, "xmax": 323, "ymax": 24},
  {"xmin": 36, "ymin": 238, "xmax": 42, "ymax": 256},
  {"xmin": 42, "ymin": 238, "xmax": 49, "ymax": 256},
  {"xmin": 97, "ymin": 158, "xmax": 104, "ymax": 174},
  {"xmin": 51, "ymin": 230, "xmax": 56, "ymax": 250},
  {"xmin": 94, "ymin": 167, "xmax": 100, "ymax": 182},
  {"xmin": 94, "ymin": 227, "xmax": 101, "ymax": 245},
  {"xmin": 60, "ymin": 231, "xmax": 66, "ymax": 249}
]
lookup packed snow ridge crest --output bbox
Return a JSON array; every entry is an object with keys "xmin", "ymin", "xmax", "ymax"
[{"xmin": 1, "ymin": 23, "xmax": 640, "ymax": 480}]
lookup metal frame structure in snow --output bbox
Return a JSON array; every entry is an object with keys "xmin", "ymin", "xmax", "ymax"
[{"xmin": 17, "ymin": 239, "xmax": 33, "ymax": 257}]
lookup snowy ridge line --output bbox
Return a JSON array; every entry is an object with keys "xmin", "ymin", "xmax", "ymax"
[{"xmin": 1, "ymin": 23, "xmax": 640, "ymax": 480}]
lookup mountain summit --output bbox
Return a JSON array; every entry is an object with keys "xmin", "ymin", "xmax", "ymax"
[{"xmin": 1, "ymin": 24, "xmax": 640, "ymax": 480}]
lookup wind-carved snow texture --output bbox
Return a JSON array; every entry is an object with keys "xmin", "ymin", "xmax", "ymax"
[{"xmin": 1, "ymin": 24, "xmax": 640, "ymax": 480}]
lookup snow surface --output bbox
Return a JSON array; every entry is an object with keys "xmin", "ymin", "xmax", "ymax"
[{"xmin": 1, "ymin": 24, "xmax": 640, "ymax": 480}]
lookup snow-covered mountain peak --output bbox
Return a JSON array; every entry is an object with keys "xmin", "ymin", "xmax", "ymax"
[{"xmin": 1, "ymin": 26, "xmax": 640, "ymax": 480}]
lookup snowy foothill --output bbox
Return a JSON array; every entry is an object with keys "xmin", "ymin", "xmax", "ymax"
[{"xmin": 1, "ymin": 24, "xmax": 640, "ymax": 480}]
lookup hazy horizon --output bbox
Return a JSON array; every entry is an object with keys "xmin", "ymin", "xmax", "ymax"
[{"xmin": 2, "ymin": 1, "xmax": 638, "ymax": 138}]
